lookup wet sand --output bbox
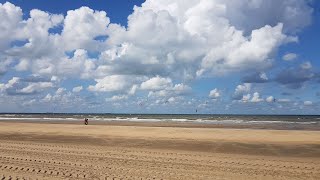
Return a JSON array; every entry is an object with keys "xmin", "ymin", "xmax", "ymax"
[
  {"xmin": 0, "ymin": 121, "xmax": 319, "ymax": 179},
  {"xmin": 1, "ymin": 119, "xmax": 320, "ymax": 130}
]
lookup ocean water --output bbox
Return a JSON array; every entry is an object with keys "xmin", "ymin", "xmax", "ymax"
[{"xmin": 0, "ymin": 113, "xmax": 319, "ymax": 126}]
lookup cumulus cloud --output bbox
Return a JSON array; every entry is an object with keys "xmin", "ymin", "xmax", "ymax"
[
  {"xmin": 40, "ymin": 88, "xmax": 87, "ymax": 110},
  {"xmin": 0, "ymin": 1, "xmax": 312, "ymax": 81},
  {"xmin": 0, "ymin": 2, "xmax": 23, "ymax": 51},
  {"xmin": 88, "ymin": 75, "xmax": 139, "ymax": 92},
  {"xmin": 282, "ymin": 53, "xmax": 297, "ymax": 61},
  {"xmin": 0, "ymin": 1, "xmax": 315, "ymax": 112},
  {"xmin": 140, "ymin": 76, "xmax": 172, "ymax": 91},
  {"xmin": 62, "ymin": 6, "xmax": 110, "ymax": 51},
  {"xmin": 105, "ymin": 0, "xmax": 302, "ymax": 79},
  {"xmin": 238, "ymin": 92, "xmax": 264, "ymax": 103},
  {"xmin": 266, "ymin": 96, "xmax": 275, "ymax": 103},
  {"xmin": 232, "ymin": 83, "xmax": 251, "ymax": 100},
  {"xmin": 0, "ymin": 76, "xmax": 55, "ymax": 95},
  {"xmin": 147, "ymin": 83, "xmax": 191, "ymax": 98},
  {"xmin": 198, "ymin": 23, "xmax": 291, "ymax": 76},
  {"xmin": 241, "ymin": 94, "xmax": 251, "ymax": 102},
  {"xmin": 209, "ymin": 88, "xmax": 220, "ymax": 99},
  {"xmin": 56, "ymin": 88, "xmax": 66, "ymax": 95},
  {"xmin": 251, "ymin": 92, "xmax": 264, "ymax": 103},
  {"xmin": 1, "ymin": 1, "xmax": 313, "ymax": 71},
  {"xmin": 72, "ymin": 86, "xmax": 83, "ymax": 93},
  {"xmin": 18, "ymin": 82, "xmax": 53, "ymax": 95}
]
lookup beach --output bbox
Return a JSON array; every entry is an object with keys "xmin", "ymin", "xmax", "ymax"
[{"xmin": 0, "ymin": 121, "xmax": 319, "ymax": 179}]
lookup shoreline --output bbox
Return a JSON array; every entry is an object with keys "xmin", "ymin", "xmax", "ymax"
[{"xmin": 0, "ymin": 119, "xmax": 319, "ymax": 131}]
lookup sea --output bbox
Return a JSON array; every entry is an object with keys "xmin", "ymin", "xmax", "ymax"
[{"xmin": 0, "ymin": 113, "xmax": 319, "ymax": 127}]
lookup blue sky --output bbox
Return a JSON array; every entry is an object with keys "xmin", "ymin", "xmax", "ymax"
[
  {"xmin": 6, "ymin": 0, "xmax": 145, "ymax": 26},
  {"xmin": 0, "ymin": 0, "xmax": 319, "ymax": 114}
]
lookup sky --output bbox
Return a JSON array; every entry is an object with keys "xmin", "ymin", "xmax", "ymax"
[{"xmin": 0, "ymin": 0, "xmax": 319, "ymax": 114}]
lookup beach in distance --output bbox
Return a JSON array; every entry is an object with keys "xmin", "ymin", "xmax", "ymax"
[{"xmin": 0, "ymin": 114, "xmax": 319, "ymax": 179}]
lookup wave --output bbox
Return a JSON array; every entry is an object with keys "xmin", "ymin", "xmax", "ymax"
[
  {"xmin": 0, "ymin": 116, "xmax": 318, "ymax": 125},
  {"xmin": 0, "ymin": 117, "xmax": 80, "ymax": 121}
]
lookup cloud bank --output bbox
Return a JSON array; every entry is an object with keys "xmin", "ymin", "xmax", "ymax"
[{"xmin": 0, "ymin": 0, "xmax": 317, "ymax": 113}]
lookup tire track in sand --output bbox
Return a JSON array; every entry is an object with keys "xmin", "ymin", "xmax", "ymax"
[{"xmin": 0, "ymin": 140, "xmax": 319, "ymax": 180}]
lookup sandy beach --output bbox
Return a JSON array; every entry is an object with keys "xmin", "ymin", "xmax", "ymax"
[{"xmin": 0, "ymin": 121, "xmax": 319, "ymax": 180}]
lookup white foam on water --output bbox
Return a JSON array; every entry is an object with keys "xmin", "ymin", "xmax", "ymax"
[
  {"xmin": 166, "ymin": 118, "xmax": 190, "ymax": 122},
  {"xmin": 0, "ymin": 117, "xmax": 81, "ymax": 121},
  {"xmin": 107, "ymin": 117, "xmax": 162, "ymax": 122},
  {"xmin": 0, "ymin": 117, "xmax": 41, "ymax": 120},
  {"xmin": 0, "ymin": 115, "xmax": 318, "ymax": 125},
  {"xmin": 2, "ymin": 114, "xmax": 17, "ymax": 117}
]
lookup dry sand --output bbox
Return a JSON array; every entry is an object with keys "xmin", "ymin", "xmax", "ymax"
[{"xmin": 0, "ymin": 121, "xmax": 319, "ymax": 180}]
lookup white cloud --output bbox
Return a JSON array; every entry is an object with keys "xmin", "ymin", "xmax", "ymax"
[
  {"xmin": 0, "ymin": 76, "xmax": 55, "ymax": 95},
  {"xmin": 233, "ymin": 83, "xmax": 251, "ymax": 100},
  {"xmin": 259, "ymin": 73, "xmax": 268, "ymax": 81},
  {"xmin": 61, "ymin": 7, "xmax": 110, "ymax": 51},
  {"xmin": 167, "ymin": 97, "xmax": 176, "ymax": 103},
  {"xmin": 0, "ymin": 58, "xmax": 12, "ymax": 75},
  {"xmin": 251, "ymin": 92, "xmax": 263, "ymax": 103},
  {"xmin": 200, "ymin": 23, "xmax": 292, "ymax": 76},
  {"xmin": 266, "ymin": 96, "xmax": 275, "ymax": 103},
  {"xmin": 300, "ymin": 62, "xmax": 312, "ymax": 70},
  {"xmin": 236, "ymin": 83, "xmax": 251, "ymax": 93},
  {"xmin": 106, "ymin": 95, "xmax": 128, "ymax": 102},
  {"xmin": 42, "ymin": 94, "xmax": 53, "ymax": 102},
  {"xmin": 0, "ymin": 1, "xmax": 315, "ymax": 112},
  {"xmin": 172, "ymin": 83, "xmax": 191, "ymax": 95},
  {"xmin": 72, "ymin": 86, "xmax": 83, "ymax": 93},
  {"xmin": 128, "ymin": 85, "xmax": 138, "ymax": 95},
  {"xmin": 56, "ymin": 88, "xmax": 66, "ymax": 94},
  {"xmin": 22, "ymin": 99, "xmax": 36, "ymax": 106},
  {"xmin": 209, "ymin": 88, "xmax": 220, "ymax": 99},
  {"xmin": 55, "ymin": 49, "xmax": 97, "ymax": 79},
  {"xmin": 282, "ymin": 53, "xmax": 297, "ymax": 61},
  {"xmin": 304, "ymin": 101, "xmax": 312, "ymax": 106},
  {"xmin": 15, "ymin": 59, "xmax": 29, "ymax": 71},
  {"xmin": 0, "ymin": 83, "xmax": 6, "ymax": 93},
  {"xmin": 277, "ymin": 98, "xmax": 291, "ymax": 103},
  {"xmin": 105, "ymin": 0, "xmax": 302, "ymax": 79},
  {"xmin": 147, "ymin": 83, "xmax": 191, "ymax": 98},
  {"xmin": 0, "ymin": 2, "xmax": 23, "ymax": 51},
  {"xmin": 40, "ymin": 88, "xmax": 84, "ymax": 108},
  {"xmin": 19, "ymin": 82, "xmax": 53, "ymax": 94},
  {"xmin": 140, "ymin": 76, "xmax": 172, "ymax": 91},
  {"xmin": 88, "ymin": 75, "xmax": 140, "ymax": 92},
  {"xmin": 0, "ymin": 1, "xmax": 312, "ymax": 83},
  {"xmin": 241, "ymin": 94, "xmax": 251, "ymax": 102},
  {"xmin": 172, "ymin": 83, "xmax": 191, "ymax": 93}
]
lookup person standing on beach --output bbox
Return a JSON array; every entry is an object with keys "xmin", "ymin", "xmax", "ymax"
[{"xmin": 84, "ymin": 118, "xmax": 88, "ymax": 125}]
